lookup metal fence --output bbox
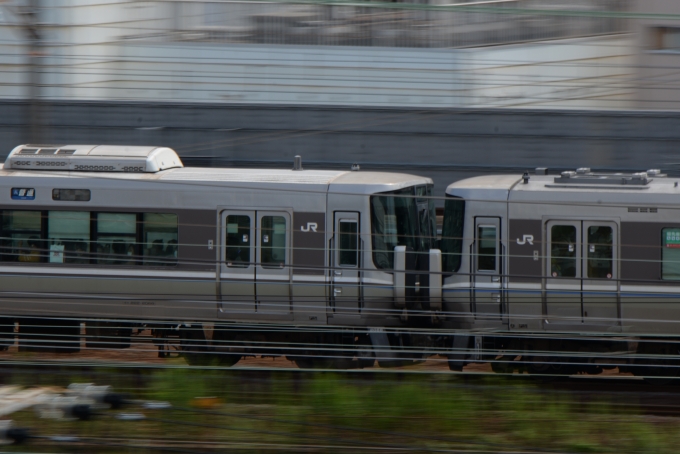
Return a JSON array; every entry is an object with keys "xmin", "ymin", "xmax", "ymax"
[{"xmin": 126, "ymin": 0, "xmax": 631, "ymax": 48}]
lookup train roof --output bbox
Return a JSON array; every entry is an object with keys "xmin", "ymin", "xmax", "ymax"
[
  {"xmin": 0, "ymin": 144, "xmax": 432, "ymax": 195},
  {"xmin": 446, "ymin": 169, "xmax": 680, "ymax": 204},
  {"xmin": 0, "ymin": 166, "xmax": 430, "ymax": 193}
]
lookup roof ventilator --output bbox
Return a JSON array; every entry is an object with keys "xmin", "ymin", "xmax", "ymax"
[
  {"xmin": 553, "ymin": 168, "xmax": 657, "ymax": 186},
  {"xmin": 4, "ymin": 144, "xmax": 183, "ymax": 173}
]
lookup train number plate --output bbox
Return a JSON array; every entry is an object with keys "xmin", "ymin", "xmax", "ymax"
[{"xmin": 11, "ymin": 188, "xmax": 35, "ymax": 200}]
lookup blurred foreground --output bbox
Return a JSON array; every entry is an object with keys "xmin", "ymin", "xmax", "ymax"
[{"xmin": 1, "ymin": 367, "xmax": 679, "ymax": 453}]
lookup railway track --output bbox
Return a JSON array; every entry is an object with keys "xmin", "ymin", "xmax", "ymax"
[
  {"xmin": 0, "ymin": 329, "xmax": 661, "ymax": 383},
  {"xmin": 0, "ymin": 328, "xmax": 622, "ymax": 373}
]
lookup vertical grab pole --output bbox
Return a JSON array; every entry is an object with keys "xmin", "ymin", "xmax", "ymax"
[
  {"xmin": 429, "ymin": 249, "xmax": 442, "ymax": 311},
  {"xmin": 394, "ymin": 246, "xmax": 406, "ymax": 309}
]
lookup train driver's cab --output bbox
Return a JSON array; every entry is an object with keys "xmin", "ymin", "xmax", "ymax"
[{"xmin": 368, "ymin": 184, "xmax": 440, "ymax": 314}]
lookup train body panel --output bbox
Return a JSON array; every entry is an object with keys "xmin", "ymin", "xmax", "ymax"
[
  {"xmin": 0, "ymin": 145, "xmax": 437, "ymax": 340},
  {"xmin": 442, "ymin": 169, "xmax": 680, "ymax": 338}
]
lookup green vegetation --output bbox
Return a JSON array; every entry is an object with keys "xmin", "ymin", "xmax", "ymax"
[{"xmin": 4, "ymin": 368, "xmax": 680, "ymax": 452}]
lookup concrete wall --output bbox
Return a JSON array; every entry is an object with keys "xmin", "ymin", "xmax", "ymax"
[{"xmin": 5, "ymin": 101, "xmax": 680, "ymax": 203}]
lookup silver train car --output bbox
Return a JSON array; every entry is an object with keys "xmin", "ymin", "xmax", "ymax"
[
  {"xmin": 0, "ymin": 144, "xmax": 441, "ymax": 367},
  {"xmin": 6, "ymin": 144, "xmax": 678, "ymax": 378},
  {"xmin": 440, "ymin": 168, "xmax": 680, "ymax": 379}
]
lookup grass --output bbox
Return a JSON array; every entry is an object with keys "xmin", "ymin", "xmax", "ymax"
[{"xmin": 3, "ymin": 367, "xmax": 680, "ymax": 453}]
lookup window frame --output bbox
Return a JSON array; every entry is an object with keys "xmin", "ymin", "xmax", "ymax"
[
  {"xmin": 661, "ymin": 227, "xmax": 680, "ymax": 281},
  {"xmin": 0, "ymin": 209, "xmax": 179, "ymax": 268}
]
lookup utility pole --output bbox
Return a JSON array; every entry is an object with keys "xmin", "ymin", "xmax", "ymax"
[
  {"xmin": 10, "ymin": 0, "xmax": 44, "ymax": 144},
  {"xmin": 26, "ymin": 0, "xmax": 43, "ymax": 144}
]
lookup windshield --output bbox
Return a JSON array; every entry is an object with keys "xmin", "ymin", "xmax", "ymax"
[
  {"xmin": 370, "ymin": 185, "xmax": 436, "ymax": 270},
  {"xmin": 441, "ymin": 196, "xmax": 465, "ymax": 273}
]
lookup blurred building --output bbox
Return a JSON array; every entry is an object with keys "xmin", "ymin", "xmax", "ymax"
[
  {"xmin": 634, "ymin": 0, "xmax": 680, "ymax": 110},
  {"xmin": 0, "ymin": 0, "xmax": 643, "ymax": 109}
]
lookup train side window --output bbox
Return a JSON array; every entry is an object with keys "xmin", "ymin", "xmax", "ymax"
[
  {"xmin": 550, "ymin": 225, "xmax": 577, "ymax": 277},
  {"xmin": 338, "ymin": 220, "xmax": 359, "ymax": 267},
  {"xmin": 662, "ymin": 228, "xmax": 680, "ymax": 280},
  {"xmin": 47, "ymin": 211, "xmax": 90, "ymax": 264},
  {"xmin": 261, "ymin": 216, "xmax": 286, "ymax": 267},
  {"xmin": 96, "ymin": 213, "xmax": 137, "ymax": 265},
  {"xmin": 586, "ymin": 226, "xmax": 613, "ymax": 279},
  {"xmin": 225, "ymin": 215, "xmax": 251, "ymax": 268},
  {"xmin": 477, "ymin": 225, "xmax": 497, "ymax": 271},
  {"xmin": 143, "ymin": 213, "xmax": 178, "ymax": 266},
  {"xmin": 0, "ymin": 211, "xmax": 43, "ymax": 262}
]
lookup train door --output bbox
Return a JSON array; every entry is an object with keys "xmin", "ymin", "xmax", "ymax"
[
  {"xmin": 331, "ymin": 212, "xmax": 361, "ymax": 316},
  {"xmin": 545, "ymin": 221, "xmax": 582, "ymax": 322},
  {"xmin": 581, "ymin": 221, "xmax": 618, "ymax": 326},
  {"xmin": 219, "ymin": 210, "xmax": 256, "ymax": 316},
  {"xmin": 255, "ymin": 211, "xmax": 292, "ymax": 315},
  {"xmin": 472, "ymin": 217, "xmax": 503, "ymax": 320},
  {"xmin": 545, "ymin": 220, "xmax": 619, "ymax": 326}
]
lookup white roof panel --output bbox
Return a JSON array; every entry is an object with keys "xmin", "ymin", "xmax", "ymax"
[
  {"xmin": 160, "ymin": 167, "xmax": 347, "ymax": 185},
  {"xmin": 4, "ymin": 144, "xmax": 183, "ymax": 173}
]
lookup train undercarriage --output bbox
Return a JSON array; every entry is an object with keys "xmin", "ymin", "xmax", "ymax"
[{"xmin": 0, "ymin": 317, "xmax": 678, "ymax": 384}]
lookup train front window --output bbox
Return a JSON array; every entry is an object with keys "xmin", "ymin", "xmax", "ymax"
[
  {"xmin": 370, "ymin": 187, "xmax": 423, "ymax": 270},
  {"xmin": 441, "ymin": 197, "xmax": 465, "ymax": 273},
  {"xmin": 416, "ymin": 185, "xmax": 437, "ymax": 252}
]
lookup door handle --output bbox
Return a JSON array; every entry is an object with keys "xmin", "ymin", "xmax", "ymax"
[
  {"xmin": 492, "ymin": 277, "xmax": 500, "ymax": 282},
  {"xmin": 492, "ymin": 293, "xmax": 500, "ymax": 302},
  {"xmin": 334, "ymin": 288, "xmax": 342, "ymax": 294},
  {"xmin": 334, "ymin": 271, "xmax": 342, "ymax": 276}
]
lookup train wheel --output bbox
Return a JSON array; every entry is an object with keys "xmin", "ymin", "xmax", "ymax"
[
  {"xmin": 180, "ymin": 325, "xmax": 241, "ymax": 367},
  {"xmin": 18, "ymin": 318, "xmax": 80, "ymax": 353},
  {"xmin": 638, "ymin": 360, "xmax": 679, "ymax": 386},
  {"xmin": 490, "ymin": 355, "xmax": 514, "ymax": 374},
  {"xmin": 356, "ymin": 335, "xmax": 376, "ymax": 369},
  {"xmin": 525, "ymin": 359, "xmax": 553, "ymax": 375},
  {"xmin": 634, "ymin": 342, "xmax": 680, "ymax": 386},
  {"xmin": 293, "ymin": 358, "xmax": 334, "ymax": 369},
  {"xmin": 85, "ymin": 321, "xmax": 132, "ymax": 351}
]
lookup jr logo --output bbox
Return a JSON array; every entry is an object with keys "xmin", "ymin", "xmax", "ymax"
[
  {"xmin": 516, "ymin": 234, "xmax": 534, "ymax": 245},
  {"xmin": 301, "ymin": 222, "xmax": 318, "ymax": 232}
]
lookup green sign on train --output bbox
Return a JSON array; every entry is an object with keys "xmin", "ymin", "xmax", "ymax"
[{"xmin": 665, "ymin": 229, "xmax": 680, "ymax": 248}]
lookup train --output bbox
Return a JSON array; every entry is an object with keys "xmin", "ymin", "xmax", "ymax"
[{"xmin": 1, "ymin": 144, "xmax": 680, "ymax": 381}]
